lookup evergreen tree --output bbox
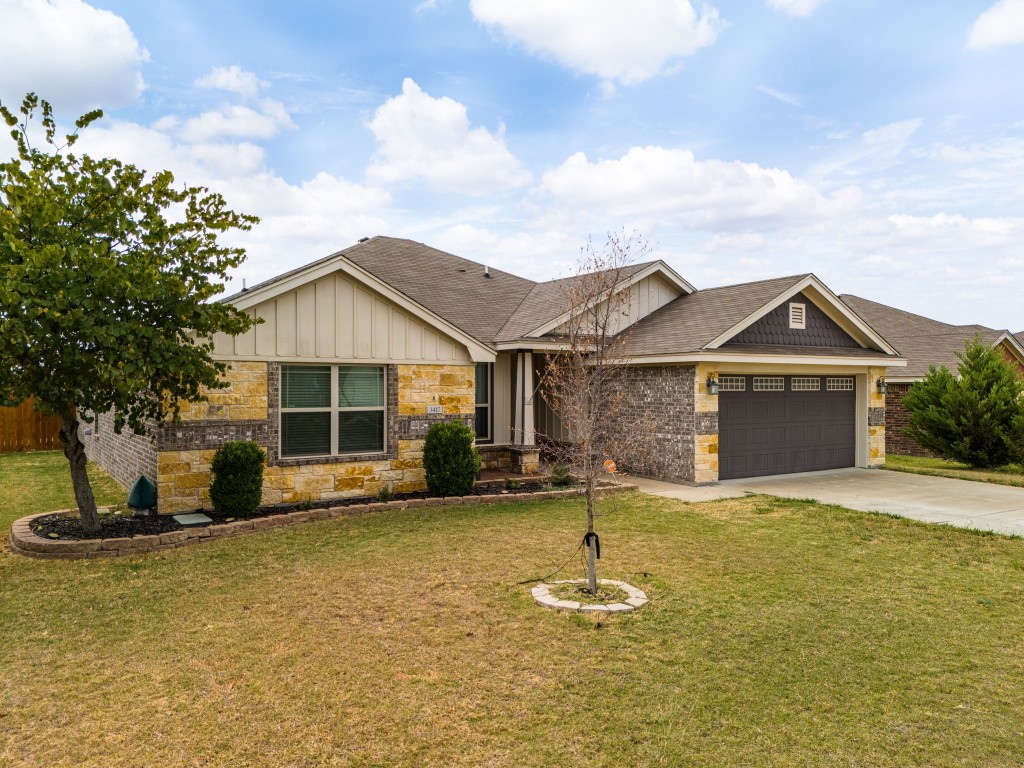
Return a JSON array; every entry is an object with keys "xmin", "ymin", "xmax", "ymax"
[{"xmin": 903, "ymin": 338, "xmax": 1023, "ymax": 468}]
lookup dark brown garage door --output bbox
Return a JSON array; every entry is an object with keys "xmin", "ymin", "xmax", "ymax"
[{"xmin": 718, "ymin": 375, "xmax": 856, "ymax": 480}]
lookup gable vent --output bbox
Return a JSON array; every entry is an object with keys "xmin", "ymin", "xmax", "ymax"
[{"xmin": 789, "ymin": 302, "xmax": 806, "ymax": 330}]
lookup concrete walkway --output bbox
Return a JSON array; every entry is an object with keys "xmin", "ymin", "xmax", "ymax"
[{"xmin": 631, "ymin": 468, "xmax": 1024, "ymax": 538}]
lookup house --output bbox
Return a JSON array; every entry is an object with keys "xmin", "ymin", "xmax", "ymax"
[
  {"xmin": 84, "ymin": 236, "xmax": 904, "ymax": 513},
  {"xmin": 841, "ymin": 295, "xmax": 1024, "ymax": 457}
]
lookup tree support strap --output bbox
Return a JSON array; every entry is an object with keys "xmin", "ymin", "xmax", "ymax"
[{"xmin": 583, "ymin": 531, "xmax": 600, "ymax": 560}]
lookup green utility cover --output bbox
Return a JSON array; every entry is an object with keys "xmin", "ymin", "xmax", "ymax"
[{"xmin": 128, "ymin": 475, "xmax": 157, "ymax": 509}]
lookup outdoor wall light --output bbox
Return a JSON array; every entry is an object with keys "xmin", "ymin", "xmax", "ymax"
[
  {"xmin": 876, "ymin": 377, "xmax": 887, "ymax": 395},
  {"xmin": 706, "ymin": 375, "xmax": 719, "ymax": 395}
]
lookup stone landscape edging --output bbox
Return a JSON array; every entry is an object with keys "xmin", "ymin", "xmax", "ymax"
[
  {"xmin": 7, "ymin": 482, "xmax": 637, "ymax": 560},
  {"xmin": 532, "ymin": 578, "xmax": 649, "ymax": 613}
]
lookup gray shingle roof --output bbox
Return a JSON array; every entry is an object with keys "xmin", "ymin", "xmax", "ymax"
[
  {"xmin": 225, "ymin": 236, "xmax": 538, "ymax": 345},
  {"xmin": 841, "ymin": 294, "xmax": 1012, "ymax": 378},
  {"xmin": 495, "ymin": 262, "xmax": 657, "ymax": 342},
  {"xmin": 622, "ymin": 274, "xmax": 810, "ymax": 356}
]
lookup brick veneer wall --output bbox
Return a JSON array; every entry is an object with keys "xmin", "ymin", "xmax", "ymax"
[
  {"xmin": 885, "ymin": 383, "xmax": 934, "ymax": 457},
  {"xmin": 616, "ymin": 365, "xmax": 697, "ymax": 483},
  {"xmin": 82, "ymin": 411, "xmax": 158, "ymax": 491}
]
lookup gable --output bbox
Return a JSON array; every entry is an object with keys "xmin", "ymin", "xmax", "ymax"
[
  {"xmin": 723, "ymin": 292, "xmax": 862, "ymax": 349},
  {"xmin": 212, "ymin": 271, "xmax": 472, "ymax": 363},
  {"xmin": 550, "ymin": 272, "xmax": 685, "ymax": 338},
  {"xmin": 996, "ymin": 338, "xmax": 1024, "ymax": 377}
]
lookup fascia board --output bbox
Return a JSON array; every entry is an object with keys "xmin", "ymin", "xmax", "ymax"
[{"xmin": 628, "ymin": 351, "xmax": 908, "ymax": 367}]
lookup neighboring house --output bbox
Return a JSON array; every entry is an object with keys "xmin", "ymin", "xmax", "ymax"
[
  {"xmin": 841, "ymin": 295, "xmax": 1024, "ymax": 457},
  {"xmin": 85, "ymin": 236, "xmax": 904, "ymax": 513}
]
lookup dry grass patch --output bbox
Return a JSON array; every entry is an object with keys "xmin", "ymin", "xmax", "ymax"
[
  {"xmin": 3, "ymin": 458, "xmax": 1024, "ymax": 766},
  {"xmin": 885, "ymin": 454, "xmax": 1024, "ymax": 488}
]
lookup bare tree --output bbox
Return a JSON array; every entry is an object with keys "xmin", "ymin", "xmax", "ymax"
[{"xmin": 538, "ymin": 231, "xmax": 656, "ymax": 594}]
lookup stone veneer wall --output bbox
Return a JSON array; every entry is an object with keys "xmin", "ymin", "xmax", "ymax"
[
  {"xmin": 867, "ymin": 365, "xmax": 887, "ymax": 467},
  {"xmin": 155, "ymin": 361, "xmax": 475, "ymax": 514},
  {"xmin": 883, "ymin": 382, "xmax": 932, "ymax": 457},
  {"xmin": 693, "ymin": 363, "xmax": 719, "ymax": 484},
  {"xmin": 616, "ymin": 364, "xmax": 697, "ymax": 484}
]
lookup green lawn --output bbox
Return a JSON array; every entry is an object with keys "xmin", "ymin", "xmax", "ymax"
[
  {"xmin": 885, "ymin": 453, "xmax": 1024, "ymax": 489},
  {"xmin": 3, "ymin": 453, "xmax": 1024, "ymax": 766},
  {"xmin": 0, "ymin": 450, "xmax": 126, "ymax": 530}
]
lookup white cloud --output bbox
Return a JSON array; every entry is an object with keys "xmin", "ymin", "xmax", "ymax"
[
  {"xmin": 936, "ymin": 138, "xmax": 1024, "ymax": 167},
  {"xmin": 767, "ymin": 0, "xmax": 825, "ymax": 18},
  {"xmin": 874, "ymin": 212, "xmax": 1024, "ymax": 252},
  {"xmin": 469, "ymin": 0, "xmax": 721, "ymax": 85},
  {"xmin": 757, "ymin": 85, "xmax": 802, "ymax": 107},
  {"xmin": 809, "ymin": 118, "xmax": 923, "ymax": 180},
  {"xmin": 366, "ymin": 78, "xmax": 531, "ymax": 195},
  {"xmin": 74, "ymin": 110, "xmax": 392, "ymax": 287},
  {"xmin": 431, "ymin": 224, "xmax": 583, "ymax": 280},
  {"xmin": 967, "ymin": 0, "xmax": 1024, "ymax": 49},
  {"xmin": 539, "ymin": 146, "xmax": 860, "ymax": 230},
  {"xmin": 195, "ymin": 66, "xmax": 267, "ymax": 99},
  {"xmin": 0, "ymin": 0, "xmax": 148, "ymax": 112},
  {"xmin": 179, "ymin": 99, "xmax": 295, "ymax": 142}
]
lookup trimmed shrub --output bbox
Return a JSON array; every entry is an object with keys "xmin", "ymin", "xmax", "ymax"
[
  {"xmin": 903, "ymin": 338, "xmax": 1023, "ymax": 468},
  {"xmin": 549, "ymin": 464, "xmax": 573, "ymax": 487},
  {"xmin": 423, "ymin": 420, "xmax": 480, "ymax": 497},
  {"xmin": 210, "ymin": 441, "xmax": 266, "ymax": 517}
]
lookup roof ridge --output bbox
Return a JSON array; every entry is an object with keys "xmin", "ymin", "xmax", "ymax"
[{"xmin": 697, "ymin": 273, "xmax": 809, "ymax": 294}]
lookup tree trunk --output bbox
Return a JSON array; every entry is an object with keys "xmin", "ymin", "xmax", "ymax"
[
  {"xmin": 59, "ymin": 410, "xmax": 100, "ymax": 534},
  {"xmin": 585, "ymin": 469, "xmax": 598, "ymax": 595}
]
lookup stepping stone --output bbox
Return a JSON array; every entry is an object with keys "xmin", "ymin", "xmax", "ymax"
[{"xmin": 172, "ymin": 513, "xmax": 213, "ymax": 526}]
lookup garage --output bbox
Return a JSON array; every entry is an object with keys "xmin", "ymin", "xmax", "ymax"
[{"xmin": 717, "ymin": 375, "xmax": 856, "ymax": 480}]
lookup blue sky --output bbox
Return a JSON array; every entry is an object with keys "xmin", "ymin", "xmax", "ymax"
[{"xmin": 1, "ymin": 0, "xmax": 1022, "ymax": 329}]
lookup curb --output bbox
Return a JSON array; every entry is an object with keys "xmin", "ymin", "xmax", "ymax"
[{"xmin": 7, "ymin": 483, "xmax": 637, "ymax": 560}]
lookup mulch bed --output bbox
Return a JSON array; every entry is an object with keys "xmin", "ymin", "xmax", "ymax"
[{"xmin": 32, "ymin": 480, "xmax": 577, "ymax": 541}]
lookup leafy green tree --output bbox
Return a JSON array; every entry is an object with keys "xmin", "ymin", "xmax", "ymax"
[
  {"xmin": 903, "ymin": 338, "xmax": 1023, "ymax": 468},
  {"xmin": 1007, "ymin": 408, "xmax": 1024, "ymax": 468},
  {"xmin": 0, "ymin": 94, "xmax": 258, "ymax": 533}
]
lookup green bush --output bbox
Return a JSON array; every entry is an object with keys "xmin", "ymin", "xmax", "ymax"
[
  {"xmin": 549, "ymin": 464, "xmax": 573, "ymax": 487},
  {"xmin": 209, "ymin": 441, "xmax": 266, "ymax": 517},
  {"xmin": 1008, "ymin": 408, "xmax": 1024, "ymax": 467},
  {"xmin": 423, "ymin": 420, "xmax": 480, "ymax": 497},
  {"xmin": 903, "ymin": 339, "xmax": 1024, "ymax": 468}
]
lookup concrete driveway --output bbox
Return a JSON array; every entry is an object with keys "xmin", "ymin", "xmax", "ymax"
[{"xmin": 631, "ymin": 468, "xmax": 1024, "ymax": 537}]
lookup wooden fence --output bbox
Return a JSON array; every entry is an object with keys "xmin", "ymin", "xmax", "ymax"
[{"xmin": 0, "ymin": 399, "xmax": 62, "ymax": 453}]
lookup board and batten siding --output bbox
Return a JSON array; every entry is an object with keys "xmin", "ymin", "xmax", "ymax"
[
  {"xmin": 552, "ymin": 273, "xmax": 683, "ymax": 338},
  {"xmin": 212, "ymin": 272, "xmax": 471, "ymax": 363}
]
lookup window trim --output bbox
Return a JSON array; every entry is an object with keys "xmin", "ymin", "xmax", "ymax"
[
  {"xmin": 791, "ymin": 376, "xmax": 821, "ymax": 391},
  {"xmin": 753, "ymin": 376, "xmax": 785, "ymax": 392},
  {"xmin": 279, "ymin": 364, "xmax": 387, "ymax": 459},
  {"xmin": 826, "ymin": 377, "xmax": 855, "ymax": 391},
  {"xmin": 718, "ymin": 375, "xmax": 746, "ymax": 392}
]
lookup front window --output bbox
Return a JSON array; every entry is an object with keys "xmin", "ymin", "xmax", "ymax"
[
  {"xmin": 280, "ymin": 365, "xmax": 385, "ymax": 457},
  {"xmin": 474, "ymin": 362, "xmax": 492, "ymax": 442}
]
